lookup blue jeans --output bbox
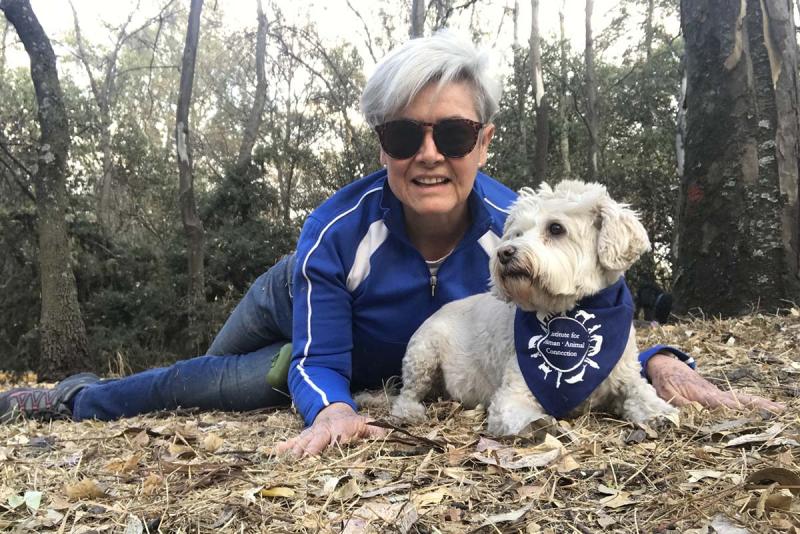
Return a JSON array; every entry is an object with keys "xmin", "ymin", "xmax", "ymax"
[{"xmin": 71, "ymin": 254, "xmax": 296, "ymax": 421}]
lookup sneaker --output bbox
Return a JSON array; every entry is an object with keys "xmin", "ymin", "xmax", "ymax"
[{"xmin": 0, "ymin": 372, "xmax": 101, "ymax": 423}]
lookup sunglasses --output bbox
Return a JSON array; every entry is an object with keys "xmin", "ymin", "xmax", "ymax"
[{"xmin": 375, "ymin": 118, "xmax": 484, "ymax": 159}]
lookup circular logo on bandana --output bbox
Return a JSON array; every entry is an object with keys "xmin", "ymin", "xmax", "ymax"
[{"xmin": 536, "ymin": 317, "xmax": 590, "ymax": 373}]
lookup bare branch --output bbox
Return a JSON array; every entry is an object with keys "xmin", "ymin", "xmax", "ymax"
[
  {"xmin": 345, "ymin": 0, "xmax": 377, "ymax": 63},
  {"xmin": 69, "ymin": 0, "xmax": 102, "ymax": 104},
  {"xmin": 0, "ymin": 156, "xmax": 36, "ymax": 201},
  {"xmin": 0, "ymin": 136, "xmax": 32, "ymax": 177}
]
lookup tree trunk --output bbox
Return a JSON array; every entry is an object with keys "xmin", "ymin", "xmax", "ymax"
[
  {"xmin": 645, "ymin": 0, "xmax": 655, "ymax": 60},
  {"xmin": 70, "ymin": 0, "xmax": 136, "ymax": 231},
  {"xmin": 530, "ymin": 0, "xmax": 549, "ymax": 183},
  {"xmin": 410, "ymin": 0, "xmax": 425, "ymax": 38},
  {"xmin": 175, "ymin": 0, "xmax": 205, "ymax": 330},
  {"xmin": 1, "ymin": 0, "xmax": 90, "ymax": 380},
  {"xmin": 675, "ymin": 0, "xmax": 800, "ymax": 315},
  {"xmin": 512, "ymin": 0, "xmax": 529, "ymax": 180},
  {"xmin": 558, "ymin": 2, "xmax": 572, "ymax": 178},
  {"xmin": 0, "ymin": 20, "xmax": 8, "ymax": 78},
  {"xmin": 584, "ymin": 0, "xmax": 599, "ymax": 181},
  {"xmin": 235, "ymin": 0, "xmax": 268, "ymax": 171}
]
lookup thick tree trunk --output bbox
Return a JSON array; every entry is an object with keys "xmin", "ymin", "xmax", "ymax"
[
  {"xmin": 1, "ymin": 0, "xmax": 90, "ymax": 380},
  {"xmin": 530, "ymin": 0, "xmax": 549, "ymax": 183},
  {"xmin": 585, "ymin": 0, "xmax": 599, "ymax": 181},
  {"xmin": 410, "ymin": 0, "xmax": 425, "ymax": 38},
  {"xmin": 558, "ymin": 3, "xmax": 571, "ymax": 178},
  {"xmin": 675, "ymin": 0, "xmax": 800, "ymax": 315},
  {"xmin": 175, "ymin": 0, "xmax": 205, "ymax": 324}
]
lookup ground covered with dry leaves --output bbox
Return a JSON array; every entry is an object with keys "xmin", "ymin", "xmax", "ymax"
[{"xmin": 1, "ymin": 312, "xmax": 799, "ymax": 533}]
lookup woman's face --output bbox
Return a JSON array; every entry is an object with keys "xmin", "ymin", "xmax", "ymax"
[{"xmin": 380, "ymin": 82, "xmax": 495, "ymax": 223}]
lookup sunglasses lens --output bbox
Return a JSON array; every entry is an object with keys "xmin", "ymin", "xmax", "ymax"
[
  {"xmin": 434, "ymin": 119, "xmax": 479, "ymax": 158},
  {"xmin": 376, "ymin": 119, "xmax": 482, "ymax": 159},
  {"xmin": 379, "ymin": 120, "xmax": 423, "ymax": 159}
]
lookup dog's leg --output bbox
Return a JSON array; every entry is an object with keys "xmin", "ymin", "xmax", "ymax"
[
  {"xmin": 391, "ymin": 323, "xmax": 446, "ymax": 422},
  {"xmin": 598, "ymin": 330, "xmax": 678, "ymax": 426},
  {"xmin": 602, "ymin": 353, "xmax": 677, "ymax": 425},
  {"xmin": 487, "ymin": 358, "xmax": 555, "ymax": 436},
  {"xmin": 615, "ymin": 375, "xmax": 677, "ymax": 426}
]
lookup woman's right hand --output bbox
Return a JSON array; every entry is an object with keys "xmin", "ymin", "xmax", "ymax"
[
  {"xmin": 646, "ymin": 353, "xmax": 785, "ymax": 413},
  {"xmin": 274, "ymin": 402, "xmax": 388, "ymax": 457}
]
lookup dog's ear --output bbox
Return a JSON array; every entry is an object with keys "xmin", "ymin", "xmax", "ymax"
[
  {"xmin": 595, "ymin": 197, "xmax": 650, "ymax": 271},
  {"xmin": 518, "ymin": 186, "xmax": 536, "ymax": 198}
]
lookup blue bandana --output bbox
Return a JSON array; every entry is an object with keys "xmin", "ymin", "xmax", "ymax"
[{"xmin": 514, "ymin": 278, "xmax": 635, "ymax": 418}]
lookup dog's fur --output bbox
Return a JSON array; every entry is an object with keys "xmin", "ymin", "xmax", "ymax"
[{"xmin": 391, "ymin": 180, "xmax": 677, "ymax": 435}]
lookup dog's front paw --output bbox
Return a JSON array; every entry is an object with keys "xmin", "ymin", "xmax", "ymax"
[
  {"xmin": 391, "ymin": 395, "xmax": 427, "ymax": 422},
  {"xmin": 624, "ymin": 396, "xmax": 678, "ymax": 427}
]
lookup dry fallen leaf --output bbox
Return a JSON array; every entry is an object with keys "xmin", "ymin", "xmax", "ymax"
[
  {"xmin": 745, "ymin": 467, "xmax": 800, "ymax": 497},
  {"xmin": 411, "ymin": 487, "xmax": 448, "ymax": 508},
  {"xmin": 516, "ymin": 485, "xmax": 546, "ymax": 500},
  {"xmin": 710, "ymin": 513, "xmax": 750, "ymax": 533},
  {"xmin": 141, "ymin": 474, "xmax": 162, "ymax": 496},
  {"xmin": 341, "ymin": 502, "xmax": 418, "ymax": 534},
  {"xmin": 726, "ymin": 423, "xmax": 799, "ymax": 448},
  {"xmin": 597, "ymin": 484, "xmax": 634, "ymax": 508},
  {"xmin": 333, "ymin": 478, "xmax": 361, "ymax": 501},
  {"xmin": 166, "ymin": 442, "xmax": 195, "ymax": 459},
  {"xmin": 478, "ymin": 502, "xmax": 533, "ymax": 528},
  {"xmin": 65, "ymin": 479, "xmax": 105, "ymax": 500},
  {"xmin": 104, "ymin": 453, "xmax": 142, "ymax": 474},
  {"xmin": 596, "ymin": 512, "xmax": 616, "ymax": 528},
  {"xmin": 259, "ymin": 486, "xmax": 296, "ymax": 498},
  {"xmin": 201, "ymin": 433, "xmax": 224, "ymax": 453},
  {"xmin": 686, "ymin": 469, "xmax": 723, "ymax": 483},
  {"xmin": 130, "ymin": 430, "xmax": 150, "ymax": 448}
]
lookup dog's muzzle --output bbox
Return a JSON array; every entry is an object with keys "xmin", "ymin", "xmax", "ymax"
[
  {"xmin": 497, "ymin": 245, "xmax": 517, "ymax": 265},
  {"xmin": 496, "ymin": 245, "xmax": 532, "ymax": 279}
]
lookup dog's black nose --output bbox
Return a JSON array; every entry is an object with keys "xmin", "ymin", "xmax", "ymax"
[{"xmin": 497, "ymin": 245, "xmax": 517, "ymax": 264}]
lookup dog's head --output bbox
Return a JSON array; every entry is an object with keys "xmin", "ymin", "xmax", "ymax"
[{"xmin": 490, "ymin": 180, "xmax": 650, "ymax": 313}]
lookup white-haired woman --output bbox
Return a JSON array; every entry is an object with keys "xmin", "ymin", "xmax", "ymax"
[{"xmin": 1, "ymin": 33, "xmax": 783, "ymax": 453}]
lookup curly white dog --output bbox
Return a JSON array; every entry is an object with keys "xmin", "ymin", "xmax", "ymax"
[{"xmin": 391, "ymin": 180, "xmax": 677, "ymax": 435}]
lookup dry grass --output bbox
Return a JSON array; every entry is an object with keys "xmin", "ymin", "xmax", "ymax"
[{"xmin": 1, "ymin": 312, "xmax": 799, "ymax": 533}]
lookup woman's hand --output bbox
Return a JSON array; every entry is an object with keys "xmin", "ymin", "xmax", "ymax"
[
  {"xmin": 646, "ymin": 353, "xmax": 785, "ymax": 413},
  {"xmin": 274, "ymin": 402, "xmax": 388, "ymax": 457}
]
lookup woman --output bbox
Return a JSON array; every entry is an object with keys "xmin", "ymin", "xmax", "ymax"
[{"xmin": 0, "ymin": 33, "xmax": 783, "ymax": 455}]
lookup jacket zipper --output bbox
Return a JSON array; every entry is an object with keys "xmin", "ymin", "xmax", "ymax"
[{"xmin": 430, "ymin": 273, "xmax": 438, "ymax": 297}]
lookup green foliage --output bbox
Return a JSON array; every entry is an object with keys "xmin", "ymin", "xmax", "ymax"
[{"xmin": 0, "ymin": 0, "xmax": 687, "ymax": 373}]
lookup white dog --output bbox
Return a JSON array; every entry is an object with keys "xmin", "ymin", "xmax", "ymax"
[{"xmin": 391, "ymin": 180, "xmax": 677, "ymax": 436}]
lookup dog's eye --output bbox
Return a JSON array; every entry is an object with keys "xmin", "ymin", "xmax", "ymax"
[
  {"xmin": 548, "ymin": 223, "xmax": 566, "ymax": 236},
  {"xmin": 510, "ymin": 230, "xmax": 523, "ymax": 238}
]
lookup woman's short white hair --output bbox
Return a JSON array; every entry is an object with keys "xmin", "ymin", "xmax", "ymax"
[{"xmin": 361, "ymin": 31, "xmax": 501, "ymax": 127}]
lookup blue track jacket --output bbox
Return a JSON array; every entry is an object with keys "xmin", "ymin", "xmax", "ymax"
[
  {"xmin": 287, "ymin": 169, "xmax": 694, "ymax": 425},
  {"xmin": 289, "ymin": 169, "xmax": 516, "ymax": 424}
]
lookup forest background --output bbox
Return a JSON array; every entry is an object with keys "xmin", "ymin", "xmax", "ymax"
[{"xmin": 1, "ymin": 0, "xmax": 798, "ymax": 380}]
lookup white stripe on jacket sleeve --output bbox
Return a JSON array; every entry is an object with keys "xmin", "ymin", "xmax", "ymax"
[{"xmin": 295, "ymin": 186, "xmax": 384, "ymax": 407}]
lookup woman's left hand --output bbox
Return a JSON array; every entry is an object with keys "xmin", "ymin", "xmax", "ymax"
[
  {"xmin": 646, "ymin": 353, "xmax": 785, "ymax": 413},
  {"xmin": 274, "ymin": 402, "xmax": 388, "ymax": 457}
]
